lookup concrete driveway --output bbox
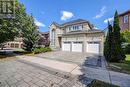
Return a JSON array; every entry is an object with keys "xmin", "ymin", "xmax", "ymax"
[{"xmin": 36, "ymin": 51, "xmax": 99, "ymax": 65}]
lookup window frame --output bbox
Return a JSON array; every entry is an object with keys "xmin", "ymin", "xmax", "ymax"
[{"xmin": 124, "ymin": 15, "xmax": 129, "ymax": 23}]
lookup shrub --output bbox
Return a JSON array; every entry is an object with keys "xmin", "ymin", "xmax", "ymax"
[
  {"xmin": 33, "ymin": 47, "xmax": 52, "ymax": 54},
  {"xmin": 0, "ymin": 51, "xmax": 6, "ymax": 55},
  {"xmin": 124, "ymin": 44, "xmax": 130, "ymax": 54}
]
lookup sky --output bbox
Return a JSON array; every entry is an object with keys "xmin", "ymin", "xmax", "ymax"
[{"xmin": 19, "ymin": 0, "xmax": 130, "ymax": 32}]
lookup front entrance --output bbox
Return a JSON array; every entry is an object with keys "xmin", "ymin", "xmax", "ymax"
[{"xmin": 58, "ymin": 37, "xmax": 62, "ymax": 48}]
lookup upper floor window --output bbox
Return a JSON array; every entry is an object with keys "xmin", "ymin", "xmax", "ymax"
[
  {"xmin": 67, "ymin": 25, "xmax": 83, "ymax": 32},
  {"xmin": 124, "ymin": 15, "xmax": 129, "ymax": 23}
]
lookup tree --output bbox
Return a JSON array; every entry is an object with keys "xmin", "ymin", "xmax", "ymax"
[
  {"xmin": 38, "ymin": 33, "xmax": 50, "ymax": 47},
  {"xmin": 0, "ymin": 19, "xmax": 18, "ymax": 49},
  {"xmin": 104, "ymin": 22, "xmax": 113, "ymax": 61},
  {"xmin": 121, "ymin": 30, "xmax": 130, "ymax": 43},
  {"xmin": 112, "ymin": 11, "xmax": 126, "ymax": 62},
  {"xmin": 104, "ymin": 11, "xmax": 126, "ymax": 62},
  {"xmin": 0, "ymin": 0, "xmax": 27, "ymax": 49},
  {"xmin": 22, "ymin": 15, "xmax": 39, "ymax": 52}
]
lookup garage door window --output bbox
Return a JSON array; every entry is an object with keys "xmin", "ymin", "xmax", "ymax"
[
  {"xmin": 88, "ymin": 42, "xmax": 99, "ymax": 44},
  {"xmin": 62, "ymin": 42, "xmax": 71, "ymax": 51},
  {"xmin": 72, "ymin": 42, "xmax": 83, "ymax": 52},
  {"xmin": 73, "ymin": 42, "xmax": 82, "ymax": 44},
  {"xmin": 64, "ymin": 42, "xmax": 71, "ymax": 44}
]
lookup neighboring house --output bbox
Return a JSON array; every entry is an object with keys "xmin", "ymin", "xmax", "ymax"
[
  {"xmin": 49, "ymin": 19, "xmax": 104, "ymax": 54},
  {"xmin": 119, "ymin": 10, "xmax": 130, "ymax": 32},
  {"xmin": 4, "ymin": 32, "xmax": 50, "ymax": 49},
  {"xmin": 38, "ymin": 32, "xmax": 50, "ymax": 47},
  {"xmin": 4, "ymin": 38, "xmax": 23, "ymax": 49}
]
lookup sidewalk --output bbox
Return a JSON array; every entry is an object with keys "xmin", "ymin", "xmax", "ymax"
[{"xmin": 83, "ymin": 57, "xmax": 130, "ymax": 87}]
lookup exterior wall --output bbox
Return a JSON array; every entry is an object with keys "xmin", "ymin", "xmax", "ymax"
[
  {"xmin": 49, "ymin": 24, "xmax": 63, "ymax": 48},
  {"xmin": 49, "ymin": 20, "xmax": 104, "ymax": 53},
  {"xmin": 62, "ymin": 34, "xmax": 86, "ymax": 52},
  {"xmin": 62, "ymin": 32, "xmax": 104, "ymax": 54},
  {"xmin": 64, "ymin": 22, "xmax": 91, "ymax": 34},
  {"xmin": 83, "ymin": 22, "xmax": 91, "ymax": 30},
  {"xmin": 119, "ymin": 13, "xmax": 130, "ymax": 32},
  {"xmin": 62, "ymin": 34, "xmax": 85, "ymax": 42}
]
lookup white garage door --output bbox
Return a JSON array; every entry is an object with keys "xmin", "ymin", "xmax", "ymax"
[
  {"xmin": 62, "ymin": 42, "xmax": 71, "ymax": 51},
  {"xmin": 72, "ymin": 42, "xmax": 83, "ymax": 52},
  {"xmin": 87, "ymin": 42, "xmax": 99, "ymax": 54}
]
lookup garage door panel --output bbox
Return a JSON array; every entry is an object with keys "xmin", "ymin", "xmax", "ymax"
[
  {"xmin": 72, "ymin": 42, "xmax": 83, "ymax": 52},
  {"xmin": 87, "ymin": 42, "xmax": 99, "ymax": 54},
  {"xmin": 62, "ymin": 42, "xmax": 71, "ymax": 51}
]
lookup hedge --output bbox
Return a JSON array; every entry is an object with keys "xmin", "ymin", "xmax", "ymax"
[{"xmin": 33, "ymin": 47, "xmax": 52, "ymax": 54}]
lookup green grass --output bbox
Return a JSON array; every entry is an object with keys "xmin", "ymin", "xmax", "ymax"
[
  {"xmin": 88, "ymin": 80, "xmax": 119, "ymax": 87},
  {"xmin": 109, "ymin": 55, "xmax": 130, "ymax": 74}
]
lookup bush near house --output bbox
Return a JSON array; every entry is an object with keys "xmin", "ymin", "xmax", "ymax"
[
  {"xmin": 124, "ymin": 44, "xmax": 130, "ymax": 54},
  {"xmin": 121, "ymin": 30, "xmax": 130, "ymax": 54},
  {"xmin": 33, "ymin": 47, "xmax": 52, "ymax": 54}
]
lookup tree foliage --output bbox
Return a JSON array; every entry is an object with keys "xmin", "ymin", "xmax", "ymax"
[
  {"xmin": 22, "ymin": 15, "xmax": 39, "ymax": 52},
  {"xmin": 38, "ymin": 33, "xmax": 50, "ymax": 47},
  {"xmin": 104, "ymin": 11, "xmax": 126, "ymax": 62},
  {"xmin": 121, "ymin": 30, "xmax": 130, "ymax": 43},
  {"xmin": 104, "ymin": 22, "xmax": 113, "ymax": 61},
  {"xmin": 0, "ymin": 0, "xmax": 26, "ymax": 46},
  {"xmin": 0, "ymin": 0, "xmax": 39, "ymax": 52}
]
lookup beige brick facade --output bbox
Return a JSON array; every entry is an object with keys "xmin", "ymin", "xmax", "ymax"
[{"xmin": 49, "ymin": 19, "xmax": 104, "ymax": 54}]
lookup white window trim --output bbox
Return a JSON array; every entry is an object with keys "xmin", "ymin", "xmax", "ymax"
[
  {"xmin": 124, "ymin": 15, "xmax": 129, "ymax": 23},
  {"xmin": 66, "ymin": 25, "xmax": 83, "ymax": 32}
]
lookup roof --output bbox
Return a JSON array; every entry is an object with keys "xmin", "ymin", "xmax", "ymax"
[
  {"xmin": 51, "ymin": 19, "xmax": 94, "ymax": 28},
  {"xmin": 40, "ymin": 31, "xmax": 49, "ymax": 34},
  {"xmin": 61, "ymin": 19, "xmax": 88, "ymax": 26},
  {"xmin": 62, "ymin": 29, "xmax": 104, "ymax": 36},
  {"xmin": 119, "ymin": 10, "xmax": 130, "ymax": 16}
]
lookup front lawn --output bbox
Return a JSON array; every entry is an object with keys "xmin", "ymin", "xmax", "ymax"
[{"xmin": 109, "ymin": 55, "xmax": 130, "ymax": 74}]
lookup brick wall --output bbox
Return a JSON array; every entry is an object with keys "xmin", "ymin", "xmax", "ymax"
[{"xmin": 119, "ymin": 12, "xmax": 130, "ymax": 32}]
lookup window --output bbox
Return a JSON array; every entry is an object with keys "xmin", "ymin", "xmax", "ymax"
[
  {"xmin": 11, "ymin": 43, "xmax": 14, "ymax": 48},
  {"xmin": 64, "ymin": 42, "xmax": 71, "ymax": 44},
  {"xmin": 66, "ymin": 25, "xmax": 83, "ymax": 32},
  {"xmin": 15, "ymin": 44, "xmax": 19, "ymax": 48},
  {"xmin": 124, "ymin": 15, "xmax": 129, "ymax": 23},
  {"xmin": 73, "ymin": 42, "xmax": 82, "ymax": 44},
  {"xmin": 51, "ymin": 29, "xmax": 55, "ymax": 45}
]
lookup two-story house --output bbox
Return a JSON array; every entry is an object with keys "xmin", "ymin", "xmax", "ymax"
[
  {"xmin": 49, "ymin": 19, "xmax": 104, "ymax": 54},
  {"xmin": 119, "ymin": 10, "xmax": 130, "ymax": 31}
]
